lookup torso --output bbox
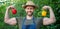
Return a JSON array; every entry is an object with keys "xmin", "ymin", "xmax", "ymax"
[{"xmin": 16, "ymin": 17, "xmax": 43, "ymax": 29}]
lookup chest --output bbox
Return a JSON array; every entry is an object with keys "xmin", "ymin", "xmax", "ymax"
[{"xmin": 24, "ymin": 18, "xmax": 35, "ymax": 25}]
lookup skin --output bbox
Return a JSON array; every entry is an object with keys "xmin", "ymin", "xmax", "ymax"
[
  {"xmin": 4, "ymin": 5, "xmax": 56, "ymax": 25},
  {"xmin": 25, "ymin": 6, "xmax": 34, "ymax": 19}
]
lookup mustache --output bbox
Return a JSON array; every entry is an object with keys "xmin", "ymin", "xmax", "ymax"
[
  {"xmin": 27, "ymin": 11, "xmax": 33, "ymax": 13},
  {"xmin": 28, "ymin": 11, "xmax": 32, "ymax": 12},
  {"xmin": 27, "ymin": 12, "xmax": 33, "ymax": 16},
  {"xmin": 26, "ymin": 11, "xmax": 33, "ymax": 13}
]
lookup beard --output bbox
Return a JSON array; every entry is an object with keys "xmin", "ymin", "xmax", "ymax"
[{"xmin": 27, "ymin": 11, "xmax": 33, "ymax": 16}]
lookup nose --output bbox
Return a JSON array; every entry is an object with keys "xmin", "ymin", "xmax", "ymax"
[{"xmin": 28, "ymin": 8, "xmax": 31, "ymax": 11}]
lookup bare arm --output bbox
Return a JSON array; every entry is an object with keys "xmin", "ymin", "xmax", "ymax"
[
  {"xmin": 43, "ymin": 6, "xmax": 56, "ymax": 25},
  {"xmin": 4, "ymin": 6, "xmax": 17, "ymax": 25}
]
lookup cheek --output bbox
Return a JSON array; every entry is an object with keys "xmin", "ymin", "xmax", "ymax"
[
  {"xmin": 32, "ymin": 10, "xmax": 34, "ymax": 12},
  {"xmin": 31, "ymin": 9, "xmax": 34, "ymax": 12},
  {"xmin": 25, "ymin": 9, "xmax": 28, "ymax": 13}
]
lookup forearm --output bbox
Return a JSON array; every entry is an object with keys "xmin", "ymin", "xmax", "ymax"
[
  {"xmin": 48, "ymin": 7, "xmax": 56, "ymax": 23},
  {"xmin": 4, "ymin": 8, "xmax": 10, "ymax": 21},
  {"xmin": 49, "ymin": 7, "xmax": 55, "ymax": 19}
]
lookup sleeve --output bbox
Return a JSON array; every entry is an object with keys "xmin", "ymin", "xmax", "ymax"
[
  {"xmin": 16, "ymin": 17, "xmax": 23, "ymax": 29},
  {"xmin": 36, "ymin": 17, "xmax": 44, "ymax": 29}
]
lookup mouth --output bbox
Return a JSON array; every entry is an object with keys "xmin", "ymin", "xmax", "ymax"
[
  {"xmin": 27, "ymin": 11, "xmax": 32, "ymax": 14},
  {"xmin": 27, "ymin": 11, "xmax": 33, "ymax": 15}
]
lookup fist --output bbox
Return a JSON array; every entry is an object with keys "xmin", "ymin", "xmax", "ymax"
[
  {"xmin": 7, "ymin": 5, "xmax": 17, "ymax": 14},
  {"xmin": 7, "ymin": 5, "xmax": 15, "ymax": 10},
  {"xmin": 42, "ymin": 6, "xmax": 51, "ymax": 10}
]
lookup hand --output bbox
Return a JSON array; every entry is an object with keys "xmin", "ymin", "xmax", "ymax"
[
  {"xmin": 42, "ymin": 6, "xmax": 51, "ymax": 10},
  {"xmin": 7, "ymin": 5, "xmax": 15, "ymax": 10}
]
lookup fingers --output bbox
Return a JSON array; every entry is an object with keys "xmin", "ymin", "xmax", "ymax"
[
  {"xmin": 42, "ymin": 6, "xmax": 51, "ymax": 10},
  {"xmin": 7, "ymin": 5, "xmax": 15, "ymax": 10}
]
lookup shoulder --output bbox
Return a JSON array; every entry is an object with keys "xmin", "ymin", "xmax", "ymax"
[
  {"xmin": 34, "ymin": 17, "xmax": 44, "ymax": 24},
  {"xmin": 35, "ymin": 17, "xmax": 44, "ymax": 21},
  {"xmin": 16, "ymin": 17, "xmax": 25, "ymax": 19},
  {"xmin": 15, "ymin": 17, "xmax": 25, "ymax": 21}
]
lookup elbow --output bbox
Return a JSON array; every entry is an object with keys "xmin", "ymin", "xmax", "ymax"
[
  {"xmin": 4, "ymin": 18, "xmax": 9, "ymax": 23},
  {"xmin": 51, "ymin": 17, "xmax": 56, "ymax": 23},
  {"xmin": 4, "ymin": 21, "xmax": 7, "ymax": 23},
  {"xmin": 4, "ymin": 19, "xmax": 8, "ymax": 23},
  {"xmin": 52, "ymin": 19, "xmax": 56, "ymax": 23},
  {"xmin": 49, "ymin": 19, "xmax": 56, "ymax": 25}
]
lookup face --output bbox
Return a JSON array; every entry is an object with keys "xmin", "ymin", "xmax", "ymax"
[{"xmin": 25, "ymin": 6, "xmax": 35, "ymax": 16}]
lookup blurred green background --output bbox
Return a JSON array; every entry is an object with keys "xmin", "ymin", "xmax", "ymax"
[{"xmin": 0, "ymin": 0, "xmax": 60, "ymax": 29}]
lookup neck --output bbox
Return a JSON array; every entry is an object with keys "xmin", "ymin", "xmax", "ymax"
[{"xmin": 26, "ymin": 15, "xmax": 33, "ymax": 19}]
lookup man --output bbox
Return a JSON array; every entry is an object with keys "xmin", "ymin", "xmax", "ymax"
[{"xmin": 4, "ymin": 1, "xmax": 56, "ymax": 29}]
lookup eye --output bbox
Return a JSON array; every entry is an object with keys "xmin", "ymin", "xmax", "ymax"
[
  {"xmin": 27, "ymin": 8, "xmax": 29, "ymax": 9},
  {"xmin": 30, "ymin": 8, "xmax": 34, "ymax": 10}
]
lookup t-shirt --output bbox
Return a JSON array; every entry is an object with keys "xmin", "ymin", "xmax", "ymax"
[
  {"xmin": 16, "ymin": 17, "xmax": 43, "ymax": 29},
  {"xmin": 24, "ymin": 19, "xmax": 34, "ymax": 25}
]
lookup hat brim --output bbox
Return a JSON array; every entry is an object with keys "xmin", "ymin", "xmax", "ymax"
[{"xmin": 22, "ymin": 5, "xmax": 38, "ymax": 9}]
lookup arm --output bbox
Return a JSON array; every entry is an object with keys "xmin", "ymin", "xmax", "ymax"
[
  {"xmin": 4, "ymin": 6, "xmax": 17, "ymax": 25},
  {"xmin": 43, "ymin": 6, "xmax": 56, "ymax": 25}
]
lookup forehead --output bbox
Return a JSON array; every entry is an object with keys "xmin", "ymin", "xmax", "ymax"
[{"xmin": 25, "ymin": 6, "xmax": 34, "ymax": 8}]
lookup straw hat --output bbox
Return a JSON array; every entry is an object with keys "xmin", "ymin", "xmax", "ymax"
[{"xmin": 22, "ymin": 1, "xmax": 37, "ymax": 8}]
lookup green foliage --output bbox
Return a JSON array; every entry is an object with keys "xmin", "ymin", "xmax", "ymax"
[{"xmin": 0, "ymin": 0, "xmax": 60, "ymax": 29}]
